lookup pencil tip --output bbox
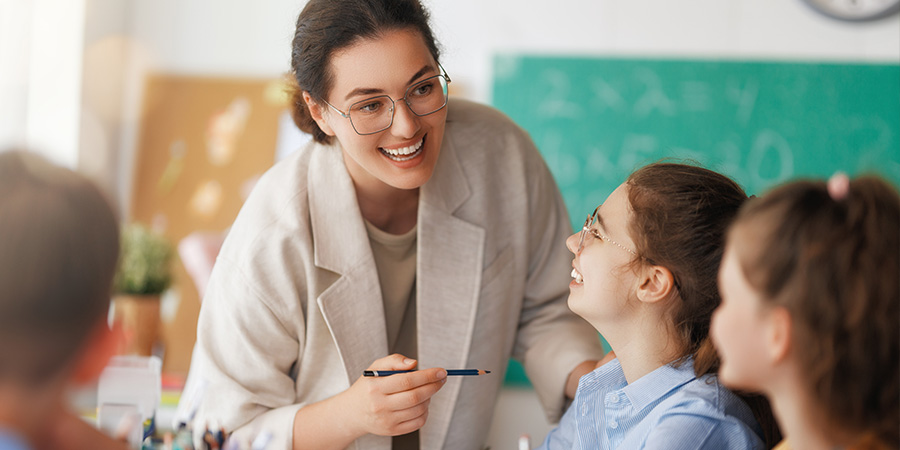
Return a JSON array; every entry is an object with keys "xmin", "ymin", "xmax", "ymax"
[{"xmin": 485, "ymin": 370, "xmax": 491, "ymax": 374}]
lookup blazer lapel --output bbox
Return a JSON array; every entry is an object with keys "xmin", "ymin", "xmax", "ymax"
[
  {"xmin": 418, "ymin": 134, "xmax": 485, "ymax": 450},
  {"xmin": 308, "ymin": 145, "xmax": 389, "ymax": 385}
]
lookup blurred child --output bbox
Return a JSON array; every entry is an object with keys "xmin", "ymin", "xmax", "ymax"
[
  {"xmin": 539, "ymin": 162, "xmax": 771, "ymax": 449},
  {"xmin": 712, "ymin": 173, "xmax": 899, "ymax": 449},
  {"xmin": 0, "ymin": 150, "xmax": 127, "ymax": 450}
]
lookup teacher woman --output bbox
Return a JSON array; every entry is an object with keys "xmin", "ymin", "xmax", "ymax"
[{"xmin": 191, "ymin": 0, "xmax": 604, "ymax": 448}]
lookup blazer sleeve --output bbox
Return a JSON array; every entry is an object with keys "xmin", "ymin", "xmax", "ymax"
[
  {"xmin": 192, "ymin": 255, "xmax": 306, "ymax": 449},
  {"xmin": 510, "ymin": 139, "xmax": 606, "ymax": 423}
]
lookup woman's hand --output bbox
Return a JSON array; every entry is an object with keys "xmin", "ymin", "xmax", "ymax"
[
  {"xmin": 292, "ymin": 353, "xmax": 447, "ymax": 449},
  {"xmin": 344, "ymin": 354, "xmax": 448, "ymax": 437}
]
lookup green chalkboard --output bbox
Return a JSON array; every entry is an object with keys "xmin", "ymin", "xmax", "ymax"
[
  {"xmin": 492, "ymin": 55, "xmax": 900, "ymax": 387},
  {"xmin": 493, "ymin": 55, "xmax": 900, "ymax": 230}
]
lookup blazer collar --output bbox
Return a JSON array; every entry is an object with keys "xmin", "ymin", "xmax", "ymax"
[
  {"xmin": 308, "ymin": 133, "xmax": 485, "ymax": 450},
  {"xmin": 417, "ymin": 130, "xmax": 484, "ymax": 449},
  {"xmin": 309, "ymin": 143, "xmax": 389, "ymax": 386}
]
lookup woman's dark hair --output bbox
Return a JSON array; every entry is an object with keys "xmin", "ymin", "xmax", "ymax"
[
  {"xmin": 626, "ymin": 162, "xmax": 781, "ymax": 448},
  {"xmin": 288, "ymin": 0, "xmax": 441, "ymax": 144},
  {"xmin": 731, "ymin": 176, "xmax": 900, "ymax": 448}
]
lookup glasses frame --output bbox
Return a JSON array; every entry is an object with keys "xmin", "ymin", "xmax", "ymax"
[
  {"xmin": 322, "ymin": 64, "xmax": 451, "ymax": 136},
  {"xmin": 577, "ymin": 205, "xmax": 638, "ymax": 256}
]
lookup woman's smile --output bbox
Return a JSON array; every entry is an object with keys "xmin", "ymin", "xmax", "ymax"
[{"xmin": 379, "ymin": 136, "xmax": 425, "ymax": 162}]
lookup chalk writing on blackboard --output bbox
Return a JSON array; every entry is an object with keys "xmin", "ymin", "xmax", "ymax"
[{"xmin": 493, "ymin": 56, "xmax": 900, "ymax": 229}]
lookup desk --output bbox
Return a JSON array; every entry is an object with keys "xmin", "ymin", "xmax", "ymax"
[{"xmin": 74, "ymin": 376, "xmax": 553, "ymax": 449}]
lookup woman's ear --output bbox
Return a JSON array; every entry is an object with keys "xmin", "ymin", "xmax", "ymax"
[
  {"xmin": 766, "ymin": 306, "xmax": 792, "ymax": 364},
  {"xmin": 636, "ymin": 264, "xmax": 676, "ymax": 305},
  {"xmin": 302, "ymin": 91, "xmax": 335, "ymax": 136}
]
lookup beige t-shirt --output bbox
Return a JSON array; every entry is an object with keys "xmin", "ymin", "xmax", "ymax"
[
  {"xmin": 365, "ymin": 221, "xmax": 419, "ymax": 449},
  {"xmin": 364, "ymin": 220, "xmax": 418, "ymax": 358},
  {"xmin": 366, "ymin": 221, "xmax": 418, "ymax": 359}
]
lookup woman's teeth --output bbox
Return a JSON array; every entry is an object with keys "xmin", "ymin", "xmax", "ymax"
[
  {"xmin": 571, "ymin": 268, "xmax": 583, "ymax": 284},
  {"xmin": 380, "ymin": 139, "xmax": 423, "ymax": 162}
]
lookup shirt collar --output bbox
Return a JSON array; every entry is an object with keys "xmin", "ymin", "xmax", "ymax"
[
  {"xmin": 622, "ymin": 357, "xmax": 697, "ymax": 411},
  {"xmin": 578, "ymin": 357, "xmax": 627, "ymax": 394}
]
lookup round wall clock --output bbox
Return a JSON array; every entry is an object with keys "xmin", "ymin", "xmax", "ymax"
[{"xmin": 801, "ymin": 0, "xmax": 900, "ymax": 22}]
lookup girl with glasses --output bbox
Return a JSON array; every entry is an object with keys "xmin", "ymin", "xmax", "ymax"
[
  {"xmin": 189, "ymin": 0, "xmax": 604, "ymax": 448},
  {"xmin": 539, "ymin": 162, "xmax": 775, "ymax": 450},
  {"xmin": 711, "ymin": 174, "xmax": 899, "ymax": 450}
]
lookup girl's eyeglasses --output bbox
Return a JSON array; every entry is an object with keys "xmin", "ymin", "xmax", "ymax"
[{"xmin": 577, "ymin": 206, "xmax": 637, "ymax": 256}]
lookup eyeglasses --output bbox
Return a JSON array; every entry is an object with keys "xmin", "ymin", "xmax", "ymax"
[
  {"xmin": 322, "ymin": 65, "xmax": 451, "ymax": 135},
  {"xmin": 577, "ymin": 205, "xmax": 637, "ymax": 255}
]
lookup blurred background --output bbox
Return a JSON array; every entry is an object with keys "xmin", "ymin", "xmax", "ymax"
[{"xmin": 1, "ymin": 0, "xmax": 898, "ymax": 446}]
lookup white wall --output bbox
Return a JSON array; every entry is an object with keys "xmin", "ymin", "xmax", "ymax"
[
  {"xmin": 80, "ymin": 0, "xmax": 130, "ymax": 194},
  {"xmin": 435, "ymin": 0, "xmax": 899, "ymax": 100},
  {"xmin": 0, "ymin": 0, "xmax": 33, "ymax": 151},
  {"xmin": 125, "ymin": 0, "xmax": 900, "ymax": 102},
  {"xmin": 0, "ymin": 0, "xmax": 87, "ymax": 169}
]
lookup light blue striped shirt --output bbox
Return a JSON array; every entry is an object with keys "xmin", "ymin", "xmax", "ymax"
[
  {"xmin": 0, "ymin": 428, "xmax": 30, "ymax": 450},
  {"xmin": 538, "ymin": 358, "xmax": 765, "ymax": 450}
]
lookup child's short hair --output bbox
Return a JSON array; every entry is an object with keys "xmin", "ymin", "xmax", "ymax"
[
  {"xmin": 0, "ymin": 150, "xmax": 120, "ymax": 385},
  {"xmin": 731, "ymin": 175, "xmax": 899, "ymax": 447}
]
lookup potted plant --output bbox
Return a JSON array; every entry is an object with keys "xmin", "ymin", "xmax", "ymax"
[{"xmin": 113, "ymin": 223, "xmax": 173, "ymax": 356}]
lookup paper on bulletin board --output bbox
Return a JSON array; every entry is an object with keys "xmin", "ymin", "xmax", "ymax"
[{"xmin": 130, "ymin": 74, "xmax": 291, "ymax": 375}]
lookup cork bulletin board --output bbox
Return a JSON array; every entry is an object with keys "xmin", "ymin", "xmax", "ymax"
[{"xmin": 130, "ymin": 74, "xmax": 289, "ymax": 375}]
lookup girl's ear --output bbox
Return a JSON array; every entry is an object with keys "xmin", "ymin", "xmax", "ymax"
[
  {"xmin": 636, "ymin": 264, "xmax": 677, "ymax": 305},
  {"xmin": 766, "ymin": 306, "xmax": 792, "ymax": 364},
  {"xmin": 302, "ymin": 91, "xmax": 336, "ymax": 137}
]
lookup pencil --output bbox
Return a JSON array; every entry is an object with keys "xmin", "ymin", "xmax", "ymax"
[{"xmin": 363, "ymin": 369, "xmax": 491, "ymax": 377}]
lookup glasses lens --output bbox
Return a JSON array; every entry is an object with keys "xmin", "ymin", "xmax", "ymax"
[
  {"xmin": 406, "ymin": 75, "xmax": 449, "ymax": 116},
  {"xmin": 348, "ymin": 96, "xmax": 394, "ymax": 134}
]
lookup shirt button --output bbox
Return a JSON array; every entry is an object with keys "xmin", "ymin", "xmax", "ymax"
[
  {"xmin": 580, "ymin": 402, "xmax": 589, "ymax": 416},
  {"xmin": 605, "ymin": 393, "xmax": 617, "ymax": 404},
  {"xmin": 609, "ymin": 421, "xmax": 619, "ymax": 429}
]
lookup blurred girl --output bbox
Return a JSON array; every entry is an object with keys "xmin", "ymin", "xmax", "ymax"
[
  {"xmin": 712, "ymin": 173, "xmax": 900, "ymax": 449},
  {"xmin": 539, "ymin": 162, "xmax": 769, "ymax": 449}
]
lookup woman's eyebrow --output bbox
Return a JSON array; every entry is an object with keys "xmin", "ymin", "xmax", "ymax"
[
  {"xmin": 343, "ymin": 65, "xmax": 435, "ymax": 101},
  {"xmin": 406, "ymin": 64, "xmax": 434, "ymax": 85},
  {"xmin": 344, "ymin": 86, "xmax": 384, "ymax": 100}
]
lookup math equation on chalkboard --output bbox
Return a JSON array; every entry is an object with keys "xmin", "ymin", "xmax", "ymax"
[{"xmin": 492, "ymin": 55, "xmax": 899, "ymax": 229}]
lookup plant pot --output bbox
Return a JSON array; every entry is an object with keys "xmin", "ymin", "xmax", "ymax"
[{"xmin": 113, "ymin": 294, "xmax": 161, "ymax": 356}]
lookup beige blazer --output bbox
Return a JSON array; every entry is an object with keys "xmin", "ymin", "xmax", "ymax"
[{"xmin": 193, "ymin": 99, "xmax": 604, "ymax": 450}]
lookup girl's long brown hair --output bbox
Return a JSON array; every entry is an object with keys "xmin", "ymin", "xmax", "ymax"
[
  {"xmin": 626, "ymin": 162, "xmax": 781, "ymax": 448},
  {"xmin": 732, "ymin": 176, "xmax": 899, "ymax": 449}
]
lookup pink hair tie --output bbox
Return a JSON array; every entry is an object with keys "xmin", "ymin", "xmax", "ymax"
[{"xmin": 827, "ymin": 172, "xmax": 850, "ymax": 201}]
